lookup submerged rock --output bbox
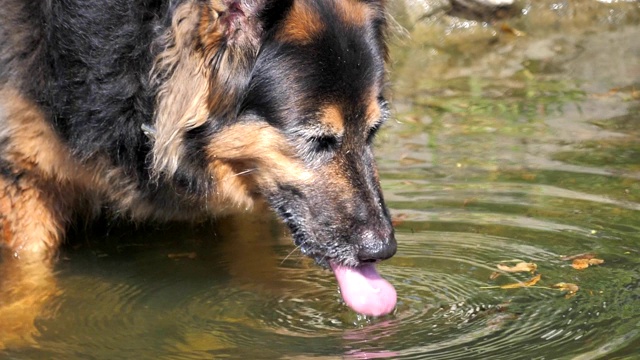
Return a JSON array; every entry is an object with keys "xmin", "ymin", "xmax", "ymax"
[
  {"xmin": 397, "ymin": 0, "xmax": 519, "ymax": 23},
  {"xmin": 449, "ymin": 0, "xmax": 519, "ymax": 21}
]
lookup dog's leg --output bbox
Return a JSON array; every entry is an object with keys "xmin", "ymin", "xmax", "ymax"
[
  {"xmin": 0, "ymin": 91, "xmax": 73, "ymax": 349},
  {"xmin": 0, "ymin": 174, "xmax": 69, "ymax": 260},
  {"xmin": 0, "ymin": 174, "xmax": 68, "ymax": 349},
  {"xmin": 0, "ymin": 89, "xmax": 77, "ymax": 260}
]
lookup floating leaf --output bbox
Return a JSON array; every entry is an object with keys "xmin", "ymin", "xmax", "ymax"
[
  {"xmin": 571, "ymin": 259, "xmax": 590, "ymax": 270},
  {"xmin": 571, "ymin": 258, "xmax": 604, "ymax": 270},
  {"xmin": 523, "ymin": 274, "xmax": 542, "ymax": 286},
  {"xmin": 553, "ymin": 282, "xmax": 580, "ymax": 298},
  {"xmin": 588, "ymin": 258, "xmax": 604, "ymax": 266},
  {"xmin": 462, "ymin": 197, "xmax": 478, "ymax": 207},
  {"xmin": 500, "ymin": 23, "xmax": 526, "ymax": 37},
  {"xmin": 497, "ymin": 262, "xmax": 537, "ymax": 273},
  {"xmin": 500, "ymin": 274, "xmax": 541, "ymax": 289},
  {"xmin": 391, "ymin": 214, "xmax": 408, "ymax": 227},
  {"xmin": 561, "ymin": 253, "xmax": 596, "ymax": 261},
  {"xmin": 552, "ymin": 282, "xmax": 579, "ymax": 293},
  {"xmin": 489, "ymin": 272, "xmax": 502, "ymax": 280}
]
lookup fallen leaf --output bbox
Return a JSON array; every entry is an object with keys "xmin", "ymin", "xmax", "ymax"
[
  {"xmin": 552, "ymin": 282, "xmax": 579, "ymax": 293},
  {"xmin": 553, "ymin": 282, "xmax": 580, "ymax": 298},
  {"xmin": 391, "ymin": 214, "xmax": 408, "ymax": 227},
  {"xmin": 500, "ymin": 274, "xmax": 541, "ymax": 289},
  {"xmin": 399, "ymin": 156, "xmax": 426, "ymax": 166},
  {"xmin": 523, "ymin": 274, "xmax": 542, "ymax": 286},
  {"xmin": 462, "ymin": 198, "xmax": 478, "ymax": 207},
  {"xmin": 571, "ymin": 258, "xmax": 604, "ymax": 270},
  {"xmin": 588, "ymin": 258, "xmax": 604, "ymax": 266},
  {"xmin": 500, "ymin": 23, "xmax": 526, "ymax": 37},
  {"xmin": 561, "ymin": 253, "xmax": 596, "ymax": 261},
  {"xmin": 571, "ymin": 258, "xmax": 590, "ymax": 270},
  {"xmin": 497, "ymin": 262, "xmax": 537, "ymax": 273},
  {"xmin": 489, "ymin": 272, "xmax": 502, "ymax": 280}
]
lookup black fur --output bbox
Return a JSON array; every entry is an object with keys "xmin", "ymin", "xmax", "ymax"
[{"xmin": 1, "ymin": 0, "xmax": 161, "ymax": 185}]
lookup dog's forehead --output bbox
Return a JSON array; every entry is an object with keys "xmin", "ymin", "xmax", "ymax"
[
  {"xmin": 276, "ymin": 0, "xmax": 376, "ymax": 45},
  {"xmin": 275, "ymin": 0, "xmax": 385, "ymax": 81},
  {"xmin": 251, "ymin": 0, "xmax": 386, "ymax": 131}
]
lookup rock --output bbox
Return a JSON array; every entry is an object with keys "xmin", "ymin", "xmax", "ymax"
[
  {"xmin": 393, "ymin": 0, "xmax": 519, "ymax": 26},
  {"xmin": 449, "ymin": 0, "xmax": 519, "ymax": 21},
  {"xmin": 390, "ymin": 0, "xmax": 452, "ymax": 25}
]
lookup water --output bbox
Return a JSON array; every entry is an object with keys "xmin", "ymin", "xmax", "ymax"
[{"xmin": 2, "ymin": 1, "xmax": 640, "ymax": 359}]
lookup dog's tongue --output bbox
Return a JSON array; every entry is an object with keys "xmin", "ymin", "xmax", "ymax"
[{"xmin": 330, "ymin": 262, "xmax": 396, "ymax": 317}]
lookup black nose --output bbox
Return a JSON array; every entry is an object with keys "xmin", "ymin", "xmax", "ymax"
[{"xmin": 357, "ymin": 230, "xmax": 397, "ymax": 262}]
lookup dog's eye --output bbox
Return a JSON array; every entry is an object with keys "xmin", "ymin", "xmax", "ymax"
[
  {"xmin": 367, "ymin": 98, "xmax": 390, "ymax": 144},
  {"xmin": 367, "ymin": 123, "xmax": 382, "ymax": 144},
  {"xmin": 311, "ymin": 135, "xmax": 339, "ymax": 152}
]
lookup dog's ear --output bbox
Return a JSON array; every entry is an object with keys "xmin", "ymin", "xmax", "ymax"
[
  {"xmin": 200, "ymin": 0, "xmax": 295, "ymax": 117},
  {"xmin": 150, "ymin": 0, "xmax": 294, "ymax": 177}
]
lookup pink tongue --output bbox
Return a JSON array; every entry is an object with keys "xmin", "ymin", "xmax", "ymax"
[{"xmin": 330, "ymin": 262, "xmax": 397, "ymax": 317}]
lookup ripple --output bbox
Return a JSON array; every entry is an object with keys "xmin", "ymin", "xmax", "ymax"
[
  {"xmin": 18, "ymin": 193, "xmax": 640, "ymax": 360},
  {"xmin": 333, "ymin": 230, "xmax": 640, "ymax": 359},
  {"xmin": 17, "ymin": 226, "xmax": 638, "ymax": 360}
]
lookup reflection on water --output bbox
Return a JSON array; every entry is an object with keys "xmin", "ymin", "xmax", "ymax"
[{"xmin": 2, "ymin": 1, "xmax": 640, "ymax": 358}]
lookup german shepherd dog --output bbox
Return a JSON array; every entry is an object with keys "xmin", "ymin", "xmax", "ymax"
[{"xmin": 0, "ymin": 0, "xmax": 397, "ymax": 341}]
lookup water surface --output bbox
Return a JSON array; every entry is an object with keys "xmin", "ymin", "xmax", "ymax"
[{"xmin": 2, "ymin": 1, "xmax": 640, "ymax": 359}]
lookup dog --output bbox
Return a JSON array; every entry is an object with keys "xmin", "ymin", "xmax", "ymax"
[{"xmin": 0, "ymin": 0, "xmax": 398, "ymax": 337}]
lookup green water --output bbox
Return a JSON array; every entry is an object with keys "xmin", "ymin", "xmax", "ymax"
[{"xmin": 2, "ymin": 1, "xmax": 640, "ymax": 359}]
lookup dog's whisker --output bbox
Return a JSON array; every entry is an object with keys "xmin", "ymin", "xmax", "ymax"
[
  {"xmin": 232, "ymin": 168, "xmax": 256, "ymax": 177},
  {"xmin": 280, "ymin": 242, "xmax": 305, "ymax": 265}
]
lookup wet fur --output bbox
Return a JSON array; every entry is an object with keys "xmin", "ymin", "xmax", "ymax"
[{"xmin": 0, "ymin": 0, "xmax": 395, "ymax": 268}]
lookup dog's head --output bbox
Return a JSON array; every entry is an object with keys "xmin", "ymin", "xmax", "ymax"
[{"xmin": 151, "ymin": 0, "xmax": 396, "ymax": 270}]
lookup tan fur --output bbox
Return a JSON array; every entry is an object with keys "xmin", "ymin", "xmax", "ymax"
[
  {"xmin": 151, "ymin": 0, "xmax": 264, "ymax": 179},
  {"xmin": 0, "ymin": 177, "xmax": 68, "ymax": 260},
  {"xmin": 319, "ymin": 105, "xmax": 345, "ymax": 135},
  {"xmin": 206, "ymin": 122, "xmax": 314, "ymax": 206},
  {"xmin": 366, "ymin": 92, "xmax": 383, "ymax": 127},
  {"xmin": 277, "ymin": 0, "xmax": 324, "ymax": 44},
  {"xmin": 150, "ymin": 1, "xmax": 213, "ymax": 178},
  {"xmin": 326, "ymin": 156, "xmax": 356, "ymax": 200},
  {"xmin": 336, "ymin": 0, "xmax": 372, "ymax": 27},
  {"xmin": 198, "ymin": 2, "xmax": 229, "ymax": 110},
  {"xmin": 0, "ymin": 92, "xmax": 72, "ymax": 345},
  {"xmin": 209, "ymin": 160, "xmax": 258, "ymax": 212},
  {"xmin": 0, "ymin": 90, "xmax": 83, "ymax": 182},
  {"xmin": 0, "ymin": 91, "xmax": 77, "ymax": 260},
  {"xmin": 199, "ymin": 1, "xmax": 262, "ymax": 112}
]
